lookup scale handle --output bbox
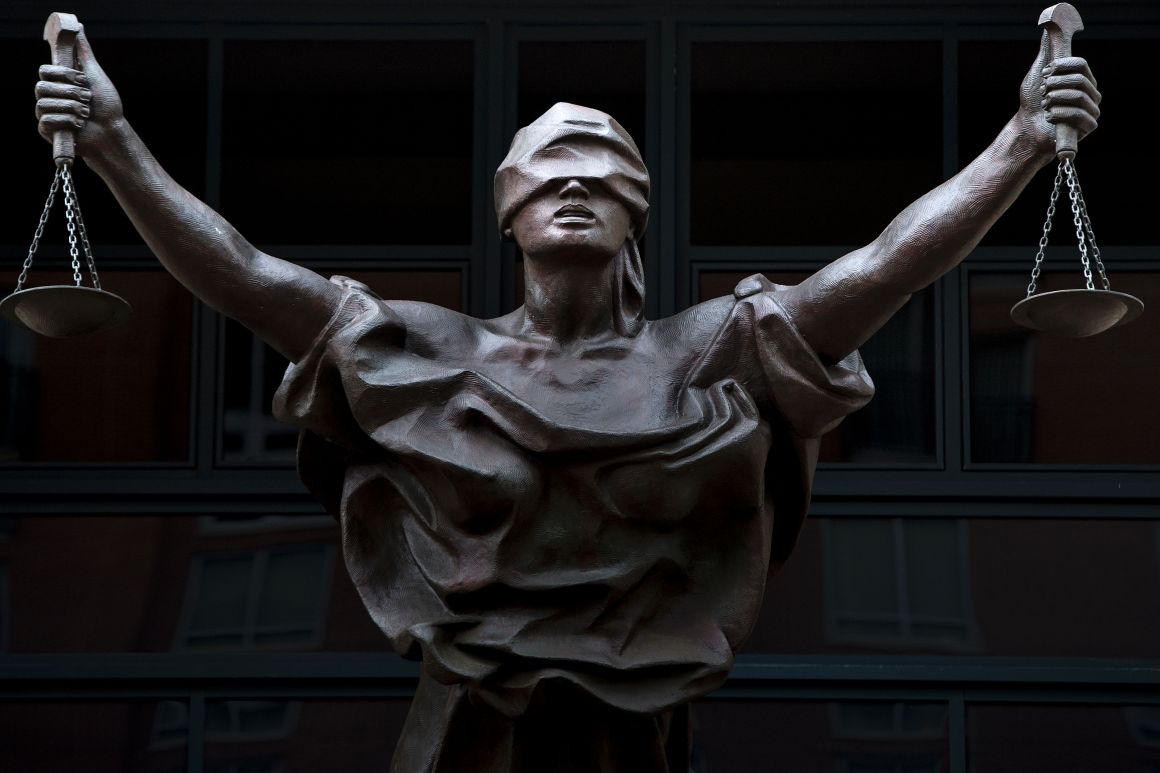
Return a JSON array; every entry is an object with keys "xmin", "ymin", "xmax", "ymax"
[
  {"xmin": 44, "ymin": 12, "xmax": 82, "ymax": 168},
  {"xmin": 1039, "ymin": 3, "xmax": 1084, "ymax": 161}
]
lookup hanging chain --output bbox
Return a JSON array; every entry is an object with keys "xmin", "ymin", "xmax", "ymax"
[
  {"xmin": 1063, "ymin": 157, "xmax": 1095, "ymax": 290},
  {"xmin": 65, "ymin": 166, "xmax": 102, "ymax": 290},
  {"xmin": 16, "ymin": 168, "xmax": 63, "ymax": 292},
  {"xmin": 60, "ymin": 164, "xmax": 83, "ymax": 287},
  {"xmin": 1026, "ymin": 160, "xmax": 1064, "ymax": 297},
  {"xmin": 1028, "ymin": 158, "xmax": 1111, "ymax": 296},
  {"xmin": 1067, "ymin": 160, "xmax": 1110, "ymax": 291}
]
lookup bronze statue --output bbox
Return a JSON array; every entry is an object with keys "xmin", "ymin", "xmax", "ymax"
[{"xmin": 32, "ymin": 15, "xmax": 1100, "ymax": 772}]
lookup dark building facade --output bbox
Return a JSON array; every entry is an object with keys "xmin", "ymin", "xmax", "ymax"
[{"xmin": 1, "ymin": 1, "xmax": 1158, "ymax": 771}]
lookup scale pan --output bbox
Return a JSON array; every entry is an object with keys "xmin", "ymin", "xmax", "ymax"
[
  {"xmin": 0, "ymin": 285, "xmax": 132, "ymax": 337},
  {"xmin": 1010, "ymin": 288, "xmax": 1144, "ymax": 337}
]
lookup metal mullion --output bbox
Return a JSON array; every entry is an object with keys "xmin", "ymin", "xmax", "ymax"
[
  {"xmin": 657, "ymin": 16, "xmax": 678, "ymax": 319},
  {"xmin": 963, "ymin": 689, "xmax": 1160, "ymax": 704},
  {"xmin": 704, "ymin": 686, "xmax": 956, "ymax": 702},
  {"xmin": 957, "ymin": 24, "xmax": 1160, "ymax": 42},
  {"xmin": 484, "ymin": 19, "xmax": 506, "ymax": 318},
  {"xmin": 940, "ymin": 24, "xmax": 963, "ymax": 480},
  {"xmin": 470, "ymin": 27, "xmax": 487, "ymax": 318},
  {"xmin": 643, "ymin": 21, "xmax": 662, "ymax": 320},
  {"xmin": 687, "ymin": 245, "xmax": 863, "ymax": 264},
  {"xmin": 197, "ymin": 33, "xmax": 225, "ymax": 476},
  {"xmin": 674, "ymin": 22, "xmax": 692, "ymax": 310},
  {"xmin": 507, "ymin": 23, "xmax": 650, "ymax": 41},
  {"xmin": 965, "ymin": 246, "xmax": 1160, "ymax": 265},
  {"xmin": 215, "ymin": 23, "xmax": 481, "ymax": 42},
  {"xmin": 683, "ymin": 24, "xmax": 944, "ymax": 43}
]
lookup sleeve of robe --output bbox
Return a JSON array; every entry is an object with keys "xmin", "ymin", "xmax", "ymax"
[
  {"xmin": 695, "ymin": 273, "xmax": 876, "ymax": 566},
  {"xmin": 272, "ymin": 275, "xmax": 405, "ymax": 517}
]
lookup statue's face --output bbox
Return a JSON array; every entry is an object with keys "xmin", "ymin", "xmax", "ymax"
[{"xmin": 508, "ymin": 177, "xmax": 634, "ymax": 262}]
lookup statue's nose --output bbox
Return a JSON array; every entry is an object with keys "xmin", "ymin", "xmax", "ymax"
[{"xmin": 559, "ymin": 178, "xmax": 590, "ymax": 199}]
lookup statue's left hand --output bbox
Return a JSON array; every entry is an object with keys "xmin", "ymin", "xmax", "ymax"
[{"xmin": 1016, "ymin": 38, "xmax": 1101, "ymax": 157}]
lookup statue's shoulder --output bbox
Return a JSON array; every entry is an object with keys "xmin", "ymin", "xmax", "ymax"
[{"xmin": 647, "ymin": 294, "xmax": 736, "ymax": 349}]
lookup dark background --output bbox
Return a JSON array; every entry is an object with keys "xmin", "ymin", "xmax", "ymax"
[{"xmin": 1, "ymin": 1, "xmax": 1158, "ymax": 771}]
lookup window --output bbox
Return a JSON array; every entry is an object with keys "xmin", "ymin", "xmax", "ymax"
[
  {"xmin": 824, "ymin": 519, "xmax": 975, "ymax": 649},
  {"xmin": 152, "ymin": 701, "xmax": 189, "ymax": 748},
  {"xmin": 833, "ymin": 703, "xmax": 948, "ymax": 741},
  {"xmin": 178, "ymin": 546, "xmax": 333, "ymax": 650},
  {"xmin": 207, "ymin": 701, "xmax": 299, "ymax": 742}
]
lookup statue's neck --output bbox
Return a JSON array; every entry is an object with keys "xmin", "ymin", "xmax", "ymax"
[{"xmin": 521, "ymin": 254, "xmax": 617, "ymax": 345}]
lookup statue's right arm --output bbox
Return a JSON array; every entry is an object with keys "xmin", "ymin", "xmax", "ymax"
[{"xmin": 35, "ymin": 30, "xmax": 340, "ymax": 363}]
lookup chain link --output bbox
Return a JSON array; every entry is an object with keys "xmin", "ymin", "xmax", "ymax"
[
  {"xmin": 61, "ymin": 165, "xmax": 83, "ymax": 287},
  {"xmin": 65, "ymin": 167, "xmax": 102, "ymax": 290},
  {"xmin": 1063, "ymin": 158, "xmax": 1095, "ymax": 290},
  {"xmin": 1026, "ymin": 160, "xmax": 1064, "ymax": 297},
  {"xmin": 1068, "ymin": 161, "xmax": 1110, "ymax": 291},
  {"xmin": 16, "ymin": 168, "xmax": 63, "ymax": 292}
]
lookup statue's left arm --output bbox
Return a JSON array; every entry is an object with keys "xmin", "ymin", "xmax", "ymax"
[{"xmin": 774, "ymin": 43, "xmax": 1100, "ymax": 366}]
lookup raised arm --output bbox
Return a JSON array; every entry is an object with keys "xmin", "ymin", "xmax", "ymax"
[
  {"xmin": 775, "ymin": 33, "xmax": 1100, "ymax": 365},
  {"xmin": 34, "ymin": 29, "xmax": 340, "ymax": 362}
]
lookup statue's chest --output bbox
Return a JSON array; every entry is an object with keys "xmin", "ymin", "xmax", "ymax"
[{"xmin": 472, "ymin": 345, "xmax": 679, "ymax": 430}]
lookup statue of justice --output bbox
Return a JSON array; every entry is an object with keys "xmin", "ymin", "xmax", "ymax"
[{"xmin": 18, "ymin": 5, "xmax": 1121, "ymax": 772}]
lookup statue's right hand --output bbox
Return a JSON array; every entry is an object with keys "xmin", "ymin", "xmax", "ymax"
[{"xmin": 35, "ymin": 29, "xmax": 124, "ymax": 157}]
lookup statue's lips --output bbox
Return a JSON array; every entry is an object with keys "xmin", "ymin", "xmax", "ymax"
[{"xmin": 554, "ymin": 204, "xmax": 596, "ymax": 223}]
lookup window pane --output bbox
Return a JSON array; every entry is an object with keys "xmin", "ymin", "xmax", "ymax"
[
  {"xmin": 694, "ymin": 701, "xmax": 949, "ymax": 772},
  {"xmin": 0, "ymin": 270, "xmax": 193, "ymax": 463},
  {"xmin": 221, "ymin": 41, "xmax": 474, "ymax": 245},
  {"xmin": 699, "ymin": 271, "xmax": 937, "ymax": 464},
  {"xmin": 255, "ymin": 548, "xmax": 328, "ymax": 631},
  {"xmin": 0, "ymin": 39, "xmax": 207, "ymax": 250},
  {"xmin": 1, "ymin": 516, "xmax": 387, "ymax": 653},
  {"xmin": 960, "ymin": 39, "xmax": 1154, "ymax": 245},
  {"xmin": 206, "ymin": 700, "xmax": 409, "ymax": 772},
  {"xmin": 968, "ymin": 271, "xmax": 1160, "ymax": 464},
  {"xmin": 969, "ymin": 704, "xmax": 1160, "ymax": 773},
  {"xmin": 188, "ymin": 556, "xmax": 252, "ymax": 636},
  {"xmin": 0, "ymin": 701, "xmax": 185, "ymax": 772},
  {"xmin": 219, "ymin": 269, "xmax": 463, "ymax": 465},
  {"xmin": 749, "ymin": 518, "xmax": 1160, "ymax": 658},
  {"xmin": 903, "ymin": 520, "xmax": 966, "ymax": 622},
  {"xmin": 827, "ymin": 519, "xmax": 900, "ymax": 622},
  {"xmin": 690, "ymin": 41, "xmax": 942, "ymax": 245},
  {"xmin": 518, "ymin": 40, "xmax": 647, "ymax": 154}
]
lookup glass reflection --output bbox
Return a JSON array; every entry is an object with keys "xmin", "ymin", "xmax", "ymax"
[
  {"xmin": 0, "ymin": 516, "xmax": 387, "ymax": 653},
  {"xmin": 220, "ymin": 270, "xmax": 462, "ymax": 465},
  {"xmin": 960, "ymin": 39, "xmax": 1154, "ymax": 245},
  {"xmin": 699, "ymin": 271, "xmax": 936, "ymax": 465},
  {"xmin": 750, "ymin": 518, "xmax": 1160, "ymax": 658},
  {"xmin": 694, "ymin": 701, "xmax": 948, "ymax": 772},
  {"xmin": 4, "ymin": 515, "xmax": 1160, "ymax": 659},
  {"xmin": 518, "ymin": 41, "xmax": 647, "ymax": 154},
  {"xmin": 0, "ymin": 271, "xmax": 193, "ymax": 463},
  {"xmin": 205, "ymin": 700, "xmax": 409, "ymax": 773},
  {"xmin": 221, "ymin": 41, "xmax": 474, "ymax": 245},
  {"xmin": 968, "ymin": 272, "xmax": 1160, "ymax": 465},
  {"xmin": 690, "ymin": 41, "xmax": 942, "ymax": 245},
  {"xmin": 0, "ymin": 39, "xmax": 207, "ymax": 250},
  {"xmin": 0, "ymin": 701, "xmax": 185, "ymax": 773},
  {"xmin": 969, "ymin": 704, "xmax": 1160, "ymax": 773}
]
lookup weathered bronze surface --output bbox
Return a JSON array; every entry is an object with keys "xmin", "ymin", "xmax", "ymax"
[
  {"xmin": 29, "ymin": 7, "xmax": 1103, "ymax": 771},
  {"xmin": 0, "ymin": 12, "xmax": 132, "ymax": 338}
]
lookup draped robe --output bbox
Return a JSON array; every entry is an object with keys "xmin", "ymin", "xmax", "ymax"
[{"xmin": 274, "ymin": 273, "xmax": 874, "ymax": 771}]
